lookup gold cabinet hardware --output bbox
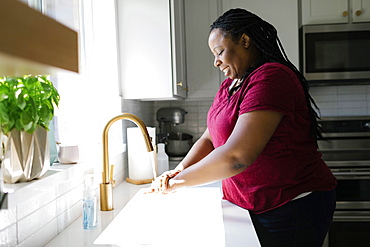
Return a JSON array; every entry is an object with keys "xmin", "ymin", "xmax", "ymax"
[
  {"xmin": 176, "ymin": 80, "xmax": 183, "ymax": 87},
  {"xmin": 356, "ymin": 10, "xmax": 362, "ymax": 16},
  {"xmin": 342, "ymin": 11, "xmax": 348, "ymax": 17}
]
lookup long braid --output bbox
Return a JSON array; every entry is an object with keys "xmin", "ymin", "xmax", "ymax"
[{"xmin": 211, "ymin": 8, "xmax": 323, "ymax": 143}]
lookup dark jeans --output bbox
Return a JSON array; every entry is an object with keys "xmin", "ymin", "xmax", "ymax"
[{"xmin": 249, "ymin": 190, "xmax": 336, "ymax": 247}]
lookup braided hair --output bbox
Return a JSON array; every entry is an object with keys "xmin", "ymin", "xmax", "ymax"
[{"xmin": 210, "ymin": 8, "xmax": 322, "ymax": 143}]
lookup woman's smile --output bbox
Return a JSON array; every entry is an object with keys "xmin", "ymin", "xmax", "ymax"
[{"xmin": 208, "ymin": 28, "xmax": 260, "ymax": 80}]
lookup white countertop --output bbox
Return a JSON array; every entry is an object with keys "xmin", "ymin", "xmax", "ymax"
[{"xmin": 45, "ymin": 181, "xmax": 260, "ymax": 247}]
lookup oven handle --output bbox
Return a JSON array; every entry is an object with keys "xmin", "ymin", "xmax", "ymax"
[
  {"xmin": 332, "ymin": 171, "xmax": 370, "ymax": 176},
  {"xmin": 334, "ymin": 215, "xmax": 370, "ymax": 222}
]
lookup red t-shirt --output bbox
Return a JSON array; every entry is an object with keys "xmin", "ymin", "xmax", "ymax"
[{"xmin": 207, "ymin": 62, "xmax": 337, "ymax": 214}]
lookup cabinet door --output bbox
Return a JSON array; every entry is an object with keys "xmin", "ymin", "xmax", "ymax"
[
  {"xmin": 117, "ymin": 0, "xmax": 185, "ymax": 100},
  {"xmin": 170, "ymin": 0, "xmax": 187, "ymax": 98},
  {"xmin": 222, "ymin": 0, "xmax": 299, "ymax": 67},
  {"xmin": 185, "ymin": 0, "xmax": 222, "ymax": 100},
  {"xmin": 301, "ymin": 0, "xmax": 349, "ymax": 25},
  {"xmin": 352, "ymin": 0, "xmax": 370, "ymax": 22}
]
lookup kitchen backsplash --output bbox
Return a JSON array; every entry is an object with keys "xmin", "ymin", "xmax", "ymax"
[
  {"xmin": 122, "ymin": 84, "xmax": 370, "ymax": 143},
  {"xmin": 153, "ymin": 100, "xmax": 213, "ymax": 141},
  {"xmin": 121, "ymin": 99, "xmax": 212, "ymax": 141},
  {"xmin": 310, "ymin": 84, "xmax": 370, "ymax": 117}
]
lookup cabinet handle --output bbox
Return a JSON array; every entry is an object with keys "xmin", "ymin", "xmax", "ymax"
[
  {"xmin": 356, "ymin": 10, "xmax": 362, "ymax": 16},
  {"xmin": 176, "ymin": 81, "xmax": 183, "ymax": 87},
  {"xmin": 342, "ymin": 11, "xmax": 348, "ymax": 17}
]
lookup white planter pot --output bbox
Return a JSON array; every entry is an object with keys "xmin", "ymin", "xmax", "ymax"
[{"xmin": 1, "ymin": 127, "xmax": 50, "ymax": 183}]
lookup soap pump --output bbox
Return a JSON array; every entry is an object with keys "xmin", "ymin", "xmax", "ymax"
[{"xmin": 83, "ymin": 174, "xmax": 97, "ymax": 229}]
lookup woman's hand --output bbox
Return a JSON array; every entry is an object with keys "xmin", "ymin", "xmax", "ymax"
[{"xmin": 146, "ymin": 169, "xmax": 181, "ymax": 194}]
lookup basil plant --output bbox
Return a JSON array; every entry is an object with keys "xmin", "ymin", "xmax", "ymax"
[{"xmin": 0, "ymin": 75, "xmax": 60, "ymax": 134}]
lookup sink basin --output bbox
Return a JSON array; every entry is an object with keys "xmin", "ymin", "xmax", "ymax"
[{"xmin": 94, "ymin": 187, "xmax": 225, "ymax": 247}]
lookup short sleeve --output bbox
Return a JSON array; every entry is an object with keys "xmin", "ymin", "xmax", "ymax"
[{"xmin": 239, "ymin": 64, "xmax": 302, "ymax": 118}]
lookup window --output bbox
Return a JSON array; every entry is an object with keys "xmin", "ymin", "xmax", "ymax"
[{"xmin": 21, "ymin": 0, "xmax": 124, "ymax": 169}]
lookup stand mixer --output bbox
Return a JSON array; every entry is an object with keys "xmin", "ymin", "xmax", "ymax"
[{"xmin": 156, "ymin": 108, "xmax": 193, "ymax": 157}]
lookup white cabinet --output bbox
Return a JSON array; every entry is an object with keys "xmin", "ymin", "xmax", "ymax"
[
  {"xmin": 117, "ymin": 0, "xmax": 187, "ymax": 100},
  {"xmin": 352, "ymin": 0, "xmax": 370, "ymax": 22},
  {"xmin": 302, "ymin": 0, "xmax": 370, "ymax": 25},
  {"xmin": 222, "ymin": 0, "xmax": 299, "ymax": 68},
  {"xmin": 185, "ymin": 0, "xmax": 300, "ymax": 100},
  {"xmin": 185, "ymin": 0, "xmax": 222, "ymax": 100}
]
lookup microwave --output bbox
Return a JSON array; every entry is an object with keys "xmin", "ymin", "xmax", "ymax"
[{"xmin": 301, "ymin": 23, "xmax": 370, "ymax": 85}]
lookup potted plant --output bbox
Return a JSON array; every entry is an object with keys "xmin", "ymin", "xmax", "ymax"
[{"xmin": 0, "ymin": 75, "xmax": 60, "ymax": 183}]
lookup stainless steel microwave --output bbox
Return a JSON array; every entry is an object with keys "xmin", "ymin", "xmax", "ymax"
[{"xmin": 301, "ymin": 23, "xmax": 370, "ymax": 85}]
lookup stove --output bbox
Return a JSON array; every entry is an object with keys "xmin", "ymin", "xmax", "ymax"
[{"xmin": 318, "ymin": 116, "xmax": 370, "ymax": 247}]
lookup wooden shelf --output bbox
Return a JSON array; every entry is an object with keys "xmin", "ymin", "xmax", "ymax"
[{"xmin": 0, "ymin": 0, "xmax": 78, "ymax": 76}]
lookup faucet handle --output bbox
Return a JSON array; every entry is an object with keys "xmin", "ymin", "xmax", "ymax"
[{"xmin": 110, "ymin": 165, "xmax": 116, "ymax": 188}]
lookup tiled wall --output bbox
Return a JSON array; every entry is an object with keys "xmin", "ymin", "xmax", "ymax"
[
  {"xmin": 122, "ymin": 84, "xmax": 370, "ymax": 143},
  {"xmin": 0, "ymin": 165, "xmax": 85, "ymax": 247},
  {"xmin": 121, "ymin": 99, "xmax": 213, "ymax": 142},
  {"xmin": 153, "ymin": 100, "xmax": 213, "ymax": 141},
  {"xmin": 0, "ymin": 152, "xmax": 126, "ymax": 247},
  {"xmin": 310, "ymin": 85, "xmax": 370, "ymax": 117}
]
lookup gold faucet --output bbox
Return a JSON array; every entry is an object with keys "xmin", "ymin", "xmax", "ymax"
[{"xmin": 100, "ymin": 113, "xmax": 154, "ymax": 211}]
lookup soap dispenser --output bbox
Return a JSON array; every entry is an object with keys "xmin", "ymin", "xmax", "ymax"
[
  {"xmin": 83, "ymin": 174, "xmax": 97, "ymax": 229},
  {"xmin": 157, "ymin": 143, "xmax": 169, "ymax": 175}
]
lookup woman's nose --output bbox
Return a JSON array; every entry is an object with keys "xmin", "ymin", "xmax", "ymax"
[{"xmin": 214, "ymin": 57, "xmax": 221, "ymax": 67}]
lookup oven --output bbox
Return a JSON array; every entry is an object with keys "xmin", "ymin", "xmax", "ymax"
[{"xmin": 318, "ymin": 116, "xmax": 370, "ymax": 247}]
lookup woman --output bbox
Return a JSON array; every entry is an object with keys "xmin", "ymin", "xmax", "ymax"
[{"xmin": 150, "ymin": 8, "xmax": 336, "ymax": 247}]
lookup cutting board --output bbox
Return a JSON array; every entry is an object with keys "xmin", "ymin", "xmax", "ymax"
[{"xmin": 94, "ymin": 187, "xmax": 225, "ymax": 247}]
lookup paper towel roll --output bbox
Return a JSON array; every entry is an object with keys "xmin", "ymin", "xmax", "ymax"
[{"xmin": 127, "ymin": 127, "xmax": 156, "ymax": 180}]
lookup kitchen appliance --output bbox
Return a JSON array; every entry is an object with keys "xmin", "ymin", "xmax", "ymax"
[
  {"xmin": 301, "ymin": 23, "xmax": 370, "ymax": 85},
  {"xmin": 157, "ymin": 107, "xmax": 187, "ymax": 135},
  {"xmin": 318, "ymin": 116, "xmax": 370, "ymax": 247},
  {"xmin": 166, "ymin": 132, "xmax": 193, "ymax": 157},
  {"xmin": 156, "ymin": 107, "xmax": 193, "ymax": 157}
]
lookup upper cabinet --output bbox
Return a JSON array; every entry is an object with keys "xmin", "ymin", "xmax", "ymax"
[
  {"xmin": 185, "ymin": 0, "xmax": 222, "ymax": 100},
  {"xmin": 0, "ymin": 0, "xmax": 78, "ymax": 76},
  {"xmin": 222, "ymin": 0, "xmax": 300, "ymax": 67},
  {"xmin": 352, "ymin": 0, "xmax": 370, "ymax": 22},
  {"xmin": 302, "ymin": 0, "xmax": 370, "ymax": 25},
  {"xmin": 186, "ymin": 0, "xmax": 300, "ymax": 100},
  {"xmin": 117, "ymin": 0, "xmax": 187, "ymax": 100}
]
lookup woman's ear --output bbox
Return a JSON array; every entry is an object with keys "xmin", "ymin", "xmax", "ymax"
[{"xmin": 241, "ymin": 34, "xmax": 251, "ymax": 48}]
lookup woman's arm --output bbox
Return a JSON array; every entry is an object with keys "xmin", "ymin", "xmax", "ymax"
[
  {"xmin": 175, "ymin": 128, "xmax": 214, "ymax": 171},
  {"xmin": 147, "ymin": 128, "xmax": 215, "ymax": 193},
  {"xmin": 168, "ymin": 110, "xmax": 283, "ymax": 191}
]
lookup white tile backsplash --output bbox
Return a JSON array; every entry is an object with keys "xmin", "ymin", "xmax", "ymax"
[
  {"xmin": 0, "ymin": 162, "xmax": 106, "ymax": 246},
  {"xmin": 120, "ymin": 84, "xmax": 370, "ymax": 143},
  {"xmin": 311, "ymin": 85, "xmax": 370, "ymax": 117},
  {"xmin": 56, "ymin": 175, "xmax": 84, "ymax": 198},
  {"xmin": 17, "ymin": 219, "xmax": 58, "ymax": 247},
  {"xmin": 57, "ymin": 200, "xmax": 82, "ymax": 233},
  {"xmin": 0, "ymin": 224, "xmax": 17, "ymax": 247},
  {"xmin": 17, "ymin": 187, "xmax": 56, "ymax": 220},
  {"xmin": 338, "ymin": 108, "xmax": 368, "ymax": 116},
  {"xmin": 0, "ymin": 207, "xmax": 16, "ymax": 231},
  {"xmin": 18, "ymin": 201, "xmax": 57, "ymax": 242},
  {"xmin": 56, "ymin": 184, "xmax": 83, "ymax": 215},
  {"xmin": 153, "ymin": 100, "xmax": 213, "ymax": 140}
]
